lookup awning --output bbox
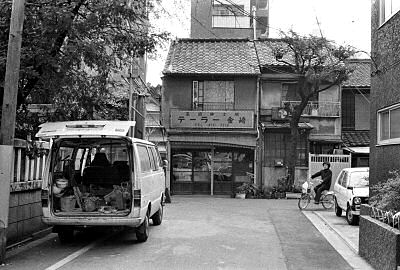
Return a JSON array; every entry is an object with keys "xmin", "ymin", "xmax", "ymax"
[
  {"xmin": 344, "ymin": 146, "xmax": 369, "ymax": 154},
  {"xmin": 169, "ymin": 133, "xmax": 256, "ymax": 148},
  {"xmin": 261, "ymin": 122, "xmax": 314, "ymax": 130}
]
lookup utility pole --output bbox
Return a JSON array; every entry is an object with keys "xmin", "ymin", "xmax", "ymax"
[
  {"xmin": 252, "ymin": 6, "xmax": 257, "ymax": 40},
  {"xmin": 0, "ymin": 0, "xmax": 26, "ymax": 263}
]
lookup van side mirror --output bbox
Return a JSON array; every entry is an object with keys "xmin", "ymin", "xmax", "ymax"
[{"xmin": 162, "ymin": 160, "xmax": 169, "ymax": 168}]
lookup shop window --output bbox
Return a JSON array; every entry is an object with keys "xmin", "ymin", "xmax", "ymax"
[
  {"xmin": 213, "ymin": 151, "xmax": 233, "ymax": 181},
  {"xmin": 264, "ymin": 132, "xmax": 308, "ymax": 167},
  {"xmin": 378, "ymin": 104, "xmax": 400, "ymax": 145},
  {"xmin": 171, "ymin": 152, "xmax": 192, "ymax": 182}
]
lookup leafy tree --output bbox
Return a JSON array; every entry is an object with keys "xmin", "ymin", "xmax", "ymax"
[
  {"xmin": 0, "ymin": 0, "xmax": 168, "ymax": 138},
  {"xmin": 269, "ymin": 31, "xmax": 355, "ymax": 190}
]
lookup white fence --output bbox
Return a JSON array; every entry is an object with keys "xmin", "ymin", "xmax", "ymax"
[
  {"xmin": 309, "ymin": 154, "xmax": 351, "ymax": 190},
  {"xmin": 12, "ymin": 139, "xmax": 49, "ymax": 183}
]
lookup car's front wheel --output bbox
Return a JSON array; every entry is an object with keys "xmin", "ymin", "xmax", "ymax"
[
  {"xmin": 346, "ymin": 205, "xmax": 359, "ymax": 225},
  {"xmin": 335, "ymin": 198, "xmax": 342, "ymax": 217}
]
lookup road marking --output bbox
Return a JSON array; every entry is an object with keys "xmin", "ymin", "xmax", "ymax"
[
  {"xmin": 302, "ymin": 211, "xmax": 374, "ymax": 270},
  {"xmin": 44, "ymin": 234, "xmax": 111, "ymax": 270}
]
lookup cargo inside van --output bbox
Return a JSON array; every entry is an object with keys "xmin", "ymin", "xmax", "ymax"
[{"xmin": 50, "ymin": 137, "xmax": 133, "ymax": 216}]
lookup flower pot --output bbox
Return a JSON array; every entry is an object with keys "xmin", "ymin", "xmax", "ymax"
[{"xmin": 235, "ymin": 193, "xmax": 246, "ymax": 199}]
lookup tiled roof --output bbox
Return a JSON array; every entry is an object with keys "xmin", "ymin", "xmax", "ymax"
[
  {"xmin": 343, "ymin": 59, "xmax": 371, "ymax": 87},
  {"xmin": 342, "ymin": 130, "xmax": 370, "ymax": 147},
  {"xmin": 163, "ymin": 39, "xmax": 260, "ymax": 75}
]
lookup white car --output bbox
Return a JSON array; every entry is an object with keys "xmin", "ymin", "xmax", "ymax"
[{"xmin": 333, "ymin": 167, "xmax": 369, "ymax": 225}]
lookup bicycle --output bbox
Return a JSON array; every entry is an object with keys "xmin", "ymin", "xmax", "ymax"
[{"xmin": 298, "ymin": 179, "xmax": 335, "ymax": 210}]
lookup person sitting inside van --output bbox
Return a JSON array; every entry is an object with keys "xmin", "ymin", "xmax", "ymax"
[{"xmin": 91, "ymin": 152, "xmax": 110, "ymax": 167}]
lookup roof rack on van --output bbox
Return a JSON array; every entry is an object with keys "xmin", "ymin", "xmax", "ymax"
[{"xmin": 36, "ymin": 121, "xmax": 136, "ymax": 139}]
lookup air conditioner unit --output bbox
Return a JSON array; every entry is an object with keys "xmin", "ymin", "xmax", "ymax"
[{"xmin": 271, "ymin": 107, "xmax": 289, "ymax": 121}]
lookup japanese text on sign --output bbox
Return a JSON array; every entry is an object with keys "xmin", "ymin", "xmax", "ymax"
[{"xmin": 170, "ymin": 111, "xmax": 254, "ymax": 129}]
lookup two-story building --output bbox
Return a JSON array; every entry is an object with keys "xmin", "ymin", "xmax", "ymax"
[
  {"xmin": 254, "ymin": 39, "xmax": 342, "ymax": 187},
  {"xmin": 162, "ymin": 38, "xmax": 260, "ymax": 195}
]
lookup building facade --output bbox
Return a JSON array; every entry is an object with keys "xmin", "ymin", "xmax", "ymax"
[
  {"xmin": 255, "ymin": 40, "xmax": 342, "ymax": 188},
  {"xmin": 162, "ymin": 39, "xmax": 260, "ymax": 195},
  {"xmin": 191, "ymin": 0, "xmax": 269, "ymax": 39},
  {"xmin": 370, "ymin": 0, "xmax": 400, "ymax": 186},
  {"xmin": 341, "ymin": 59, "xmax": 371, "ymax": 167}
]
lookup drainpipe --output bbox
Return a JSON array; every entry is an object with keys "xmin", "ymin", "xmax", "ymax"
[
  {"xmin": 211, "ymin": 147, "xmax": 214, "ymax": 196},
  {"xmin": 255, "ymin": 77, "xmax": 260, "ymax": 187}
]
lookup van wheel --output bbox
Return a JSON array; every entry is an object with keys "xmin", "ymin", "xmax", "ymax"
[
  {"xmin": 152, "ymin": 205, "xmax": 163, "ymax": 226},
  {"xmin": 335, "ymin": 198, "xmax": 342, "ymax": 217},
  {"xmin": 136, "ymin": 214, "xmax": 149, "ymax": 242},
  {"xmin": 58, "ymin": 229, "xmax": 74, "ymax": 243}
]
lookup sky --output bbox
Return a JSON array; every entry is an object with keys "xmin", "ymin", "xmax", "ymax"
[{"xmin": 146, "ymin": 0, "xmax": 371, "ymax": 86}]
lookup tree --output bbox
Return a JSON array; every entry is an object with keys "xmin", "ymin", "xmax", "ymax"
[
  {"xmin": 0, "ymin": 0, "xmax": 169, "ymax": 138},
  {"xmin": 269, "ymin": 31, "xmax": 355, "ymax": 190}
]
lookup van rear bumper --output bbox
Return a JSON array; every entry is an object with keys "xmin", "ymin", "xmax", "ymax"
[{"xmin": 42, "ymin": 217, "xmax": 142, "ymax": 227}]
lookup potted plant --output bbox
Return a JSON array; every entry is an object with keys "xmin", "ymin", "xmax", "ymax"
[{"xmin": 235, "ymin": 182, "xmax": 259, "ymax": 199}]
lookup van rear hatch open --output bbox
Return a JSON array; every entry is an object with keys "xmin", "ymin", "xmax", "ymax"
[{"xmin": 37, "ymin": 121, "xmax": 136, "ymax": 217}]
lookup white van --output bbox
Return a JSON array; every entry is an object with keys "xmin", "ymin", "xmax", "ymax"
[{"xmin": 37, "ymin": 121, "xmax": 165, "ymax": 242}]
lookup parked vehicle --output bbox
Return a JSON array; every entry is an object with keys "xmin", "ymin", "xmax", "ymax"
[
  {"xmin": 333, "ymin": 167, "xmax": 369, "ymax": 225},
  {"xmin": 38, "ymin": 121, "xmax": 166, "ymax": 242}
]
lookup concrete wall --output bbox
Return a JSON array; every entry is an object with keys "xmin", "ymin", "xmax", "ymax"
[
  {"xmin": 370, "ymin": 1, "xmax": 400, "ymax": 187},
  {"xmin": 8, "ymin": 188, "xmax": 48, "ymax": 245}
]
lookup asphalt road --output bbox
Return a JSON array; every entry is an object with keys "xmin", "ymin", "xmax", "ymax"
[{"xmin": 3, "ymin": 196, "xmax": 355, "ymax": 270}]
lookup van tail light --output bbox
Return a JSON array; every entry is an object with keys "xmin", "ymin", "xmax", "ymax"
[
  {"xmin": 133, "ymin": 189, "xmax": 141, "ymax": 207},
  {"xmin": 41, "ymin": 189, "xmax": 49, "ymax": 207}
]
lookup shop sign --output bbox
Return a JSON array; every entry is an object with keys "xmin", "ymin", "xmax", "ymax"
[{"xmin": 170, "ymin": 111, "xmax": 254, "ymax": 129}]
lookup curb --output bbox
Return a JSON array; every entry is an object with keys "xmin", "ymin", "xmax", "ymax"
[
  {"xmin": 313, "ymin": 211, "xmax": 359, "ymax": 254},
  {"xmin": 6, "ymin": 227, "xmax": 54, "ymax": 251}
]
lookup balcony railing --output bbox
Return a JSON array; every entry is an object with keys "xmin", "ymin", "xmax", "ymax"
[
  {"xmin": 281, "ymin": 101, "xmax": 341, "ymax": 117},
  {"xmin": 212, "ymin": 15, "xmax": 250, "ymax": 28},
  {"xmin": 193, "ymin": 102, "xmax": 235, "ymax": 111}
]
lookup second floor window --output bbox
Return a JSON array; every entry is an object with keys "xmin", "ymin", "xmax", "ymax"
[
  {"xmin": 378, "ymin": 103, "xmax": 400, "ymax": 144},
  {"xmin": 193, "ymin": 81, "xmax": 234, "ymax": 110},
  {"xmin": 379, "ymin": 0, "xmax": 400, "ymax": 25}
]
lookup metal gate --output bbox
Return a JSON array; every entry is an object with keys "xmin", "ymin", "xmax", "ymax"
[{"xmin": 309, "ymin": 154, "xmax": 351, "ymax": 190}]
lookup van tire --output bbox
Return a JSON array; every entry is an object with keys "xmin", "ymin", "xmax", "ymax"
[
  {"xmin": 58, "ymin": 229, "xmax": 74, "ymax": 243},
  {"xmin": 152, "ymin": 205, "xmax": 163, "ymax": 226},
  {"xmin": 136, "ymin": 213, "xmax": 149, "ymax": 242}
]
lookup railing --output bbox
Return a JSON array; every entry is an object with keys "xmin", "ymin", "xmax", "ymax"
[
  {"xmin": 281, "ymin": 101, "xmax": 341, "ymax": 117},
  {"xmin": 370, "ymin": 206, "xmax": 400, "ymax": 230},
  {"xmin": 12, "ymin": 139, "xmax": 49, "ymax": 184},
  {"xmin": 193, "ymin": 102, "xmax": 235, "ymax": 111},
  {"xmin": 212, "ymin": 15, "xmax": 250, "ymax": 28}
]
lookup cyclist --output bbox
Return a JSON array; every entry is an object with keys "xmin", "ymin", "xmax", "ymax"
[{"xmin": 311, "ymin": 161, "xmax": 332, "ymax": 204}]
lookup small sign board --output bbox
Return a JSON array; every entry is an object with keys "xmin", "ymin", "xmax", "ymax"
[{"xmin": 170, "ymin": 111, "xmax": 254, "ymax": 129}]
